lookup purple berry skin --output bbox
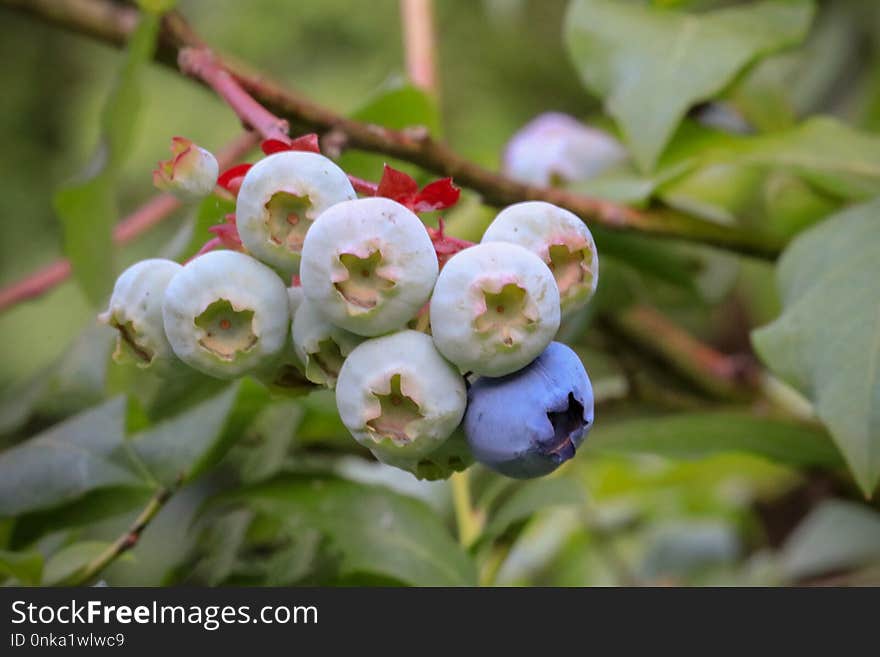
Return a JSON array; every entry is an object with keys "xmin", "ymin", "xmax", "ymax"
[{"xmin": 464, "ymin": 342, "xmax": 594, "ymax": 479}]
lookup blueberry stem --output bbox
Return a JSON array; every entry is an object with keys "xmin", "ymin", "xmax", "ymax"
[{"xmin": 450, "ymin": 471, "xmax": 481, "ymax": 548}]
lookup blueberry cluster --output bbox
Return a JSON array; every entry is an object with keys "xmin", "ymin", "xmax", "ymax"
[{"xmin": 103, "ymin": 148, "xmax": 599, "ymax": 480}]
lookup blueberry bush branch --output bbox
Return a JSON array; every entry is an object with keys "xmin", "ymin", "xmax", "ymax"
[
  {"xmin": 604, "ymin": 305, "xmax": 760, "ymax": 402},
  {"xmin": 1, "ymin": 0, "xmax": 781, "ymax": 258}
]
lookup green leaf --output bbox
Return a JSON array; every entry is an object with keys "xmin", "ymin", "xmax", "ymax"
[
  {"xmin": 43, "ymin": 541, "xmax": 113, "ymax": 585},
  {"xmin": 217, "ymin": 476, "xmax": 477, "ymax": 586},
  {"xmin": 780, "ymin": 500, "xmax": 880, "ymax": 580},
  {"xmin": 477, "ymin": 477, "xmax": 585, "ymax": 549},
  {"xmin": 236, "ymin": 401, "xmax": 303, "ymax": 484},
  {"xmin": 130, "ymin": 378, "xmax": 270, "ymax": 486},
  {"xmin": 565, "ymin": 0, "xmax": 815, "ymax": 170},
  {"xmin": 704, "ymin": 117, "xmax": 880, "ymax": 200},
  {"xmin": 0, "ymin": 325, "xmax": 114, "ymax": 438},
  {"xmin": 0, "ymin": 397, "xmax": 142, "ymax": 517},
  {"xmin": 753, "ymin": 200, "xmax": 880, "ymax": 495},
  {"xmin": 351, "ymin": 80, "xmax": 440, "ymax": 134},
  {"xmin": 0, "ymin": 381, "xmax": 267, "ymax": 535},
  {"xmin": 584, "ymin": 412, "xmax": 843, "ymax": 468},
  {"xmin": 53, "ymin": 12, "xmax": 162, "ymax": 304},
  {"xmin": 0, "ymin": 549, "xmax": 43, "ymax": 585},
  {"xmin": 338, "ymin": 80, "xmax": 440, "ymax": 181}
]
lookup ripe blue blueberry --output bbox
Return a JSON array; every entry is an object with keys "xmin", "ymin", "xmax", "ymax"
[
  {"xmin": 235, "ymin": 151, "xmax": 356, "ymax": 275},
  {"xmin": 464, "ymin": 341, "xmax": 594, "ymax": 478},
  {"xmin": 430, "ymin": 241, "xmax": 560, "ymax": 377}
]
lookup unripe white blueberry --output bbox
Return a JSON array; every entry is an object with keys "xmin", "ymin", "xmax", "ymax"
[
  {"xmin": 503, "ymin": 113, "xmax": 627, "ymax": 186},
  {"xmin": 162, "ymin": 250, "xmax": 290, "ymax": 379},
  {"xmin": 430, "ymin": 242, "xmax": 560, "ymax": 377},
  {"xmin": 235, "ymin": 151, "xmax": 356, "ymax": 275},
  {"xmin": 99, "ymin": 259, "xmax": 182, "ymax": 371},
  {"xmin": 300, "ymin": 197, "xmax": 438, "ymax": 337},
  {"xmin": 292, "ymin": 300, "xmax": 363, "ymax": 388},
  {"xmin": 287, "ymin": 285, "xmax": 305, "ymax": 321},
  {"xmin": 482, "ymin": 201, "xmax": 598, "ymax": 312},
  {"xmin": 153, "ymin": 137, "xmax": 219, "ymax": 200},
  {"xmin": 335, "ymin": 330, "xmax": 467, "ymax": 462}
]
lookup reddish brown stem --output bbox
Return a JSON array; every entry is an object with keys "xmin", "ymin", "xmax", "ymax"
[
  {"xmin": 401, "ymin": 0, "xmax": 439, "ymax": 96},
  {"xmin": 0, "ymin": 131, "xmax": 259, "ymax": 313},
  {"xmin": 605, "ymin": 304, "xmax": 760, "ymax": 401},
  {"xmin": 178, "ymin": 48, "xmax": 290, "ymax": 144},
  {"xmin": 1, "ymin": 0, "xmax": 782, "ymax": 258}
]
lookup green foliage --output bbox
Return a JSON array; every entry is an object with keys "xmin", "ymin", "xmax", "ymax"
[
  {"xmin": 0, "ymin": 549, "xmax": 43, "ymax": 585},
  {"xmin": 338, "ymin": 80, "xmax": 440, "ymax": 181},
  {"xmin": 42, "ymin": 541, "xmax": 114, "ymax": 585},
  {"xmin": 53, "ymin": 11, "xmax": 162, "ymax": 305},
  {"xmin": 212, "ymin": 476, "xmax": 477, "ymax": 586},
  {"xmin": 0, "ymin": 381, "xmax": 267, "ymax": 546},
  {"xmin": 753, "ymin": 200, "xmax": 880, "ymax": 495},
  {"xmin": 565, "ymin": 0, "xmax": 815, "ymax": 170},
  {"xmin": 585, "ymin": 412, "xmax": 843, "ymax": 468},
  {"xmin": 476, "ymin": 477, "xmax": 586, "ymax": 549},
  {"xmin": 779, "ymin": 500, "xmax": 880, "ymax": 580}
]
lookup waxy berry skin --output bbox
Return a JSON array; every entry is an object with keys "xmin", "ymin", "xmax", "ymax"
[
  {"xmin": 464, "ymin": 342, "xmax": 594, "ymax": 478},
  {"xmin": 300, "ymin": 197, "xmax": 439, "ymax": 337},
  {"xmin": 502, "ymin": 112, "xmax": 626, "ymax": 186},
  {"xmin": 99, "ymin": 259, "xmax": 182, "ymax": 371},
  {"xmin": 235, "ymin": 151, "xmax": 356, "ymax": 275},
  {"xmin": 162, "ymin": 250, "xmax": 290, "ymax": 379},
  {"xmin": 153, "ymin": 138, "xmax": 219, "ymax": 200},
  {"xmin": 335, "ymin": 330, "xmax": 467, "ymax": 463},
  {"xmin": 292, "ymin": 300, "xmax": 363, "ymax": 389},
  {"xmin": 482, "ymin": 201, "xmax": 598, "ymax": 313},
  {"xmin": 430, "ymin": 241, "xmax": 560, "ymax": 377}
]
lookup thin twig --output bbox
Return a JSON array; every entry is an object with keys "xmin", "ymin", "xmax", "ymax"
[
  {"xmin": 1, "ymin": 0, "xmax": 783, "ymax": 258},
  {"xmin": 603, "ymin": 304, "xmax": 760, "ymax": 401},
  {"xmin": 401, "ymin": 0, "xmax": 439, "ymax": 96},
  {"xmin": 178, "ymin": 48, "xmax": 290, "ymax": 143},
  {"xmin": 450, "ymin": 471, "xmax": 481, "ymax": 547},
  {"xmin": 72, "ymin": 481, "xmax": 178, "ymax": 585},
  {"xmin": 0, "ymin": 131, "xmax": 258, "ymax": 313}
]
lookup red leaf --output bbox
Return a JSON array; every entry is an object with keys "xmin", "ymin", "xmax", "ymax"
[
  {"xmin": 217, "ymin": 163, "xmax": 252, "ymax": 194},
  {"xmin": 376, "ymin": 165, "xmax": 461, "ymax": 213},
  {"xmin": 289, "ymin": 133, "xmax": 321, "ymax": 153},
  {"xmin": 261, "ymin": 139, "xmax": 291, "ymax": 155},
  {"xmin": 377, "ymin": 164, "xmax": 419, "ymax": 203},
  {"xmin": 261, "ymin": 133, "xmax": 321, "ymax": 155},
  {"xmin": 412, "ymin": 178, "xmax": 460, "ymax": 212}
]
